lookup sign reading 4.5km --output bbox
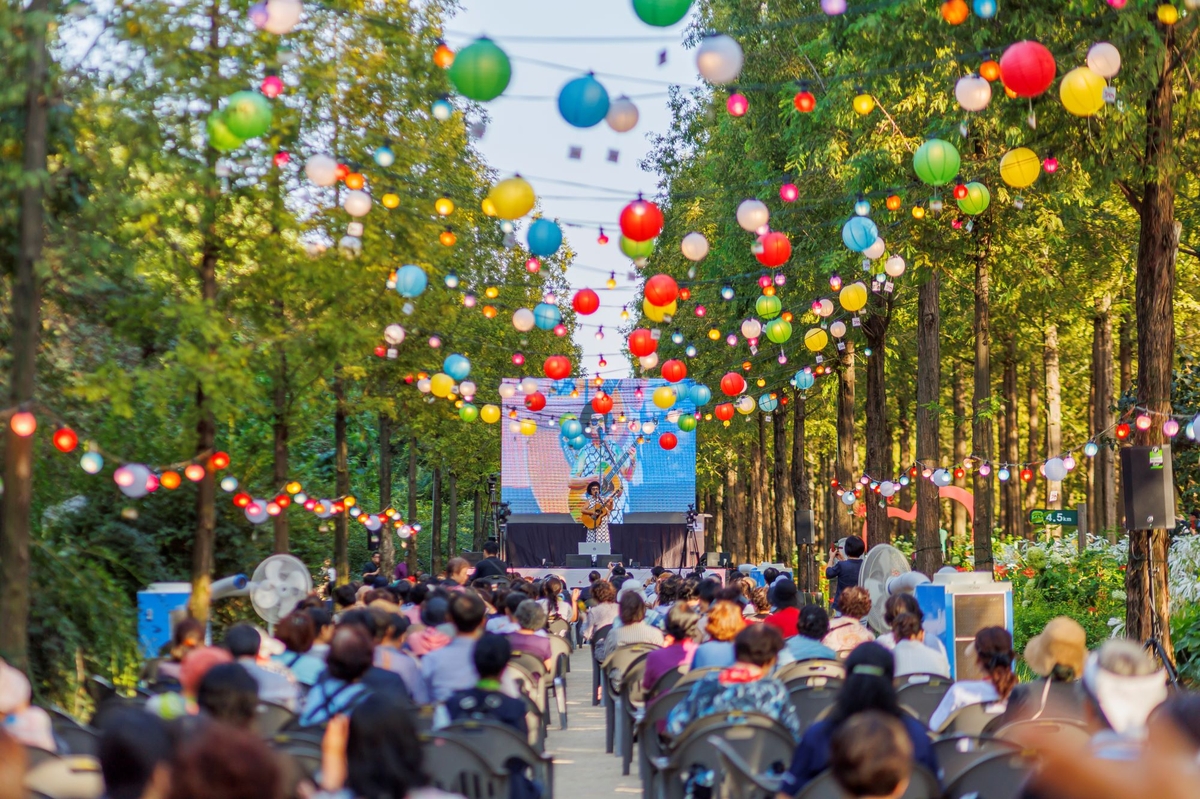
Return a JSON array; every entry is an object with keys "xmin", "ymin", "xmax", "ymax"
[{"xmin": 1029, "ymin": 508, "xmax": 1079, "ymax": 526}]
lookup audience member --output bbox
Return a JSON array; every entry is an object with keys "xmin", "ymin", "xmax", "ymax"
[
  {"xmin": 146, "ymin": 646, "xmax": 232, "ymax": 720},
  {"xmin": 362, "ymin": 552, "xmax": 386, "ymax": 587},
  {"xmin": 581, "ymin": 580, "xmax": 619, "ymax": 642},
  {"xmin": 602, "ymin": 592, "xmax": 666, "ymax": 660},
  {"xmin": 444, "ymin": 557, "xmax": 471, "ymax": 587},
  {"xmin": 0, "ymin": 660, "xmax": 55, "ymax": 751},
  {"xmin": 300, "ymin": 625, "xmax": 375, "ymax": 727},
  {"xmin": 890, "ymin": 613, "xmax": 950, "ymax": 678},
  {"xmin": 196, "ymin": 663, "xmax": 259, "ymax": 730},
  {"xmin": 98, "ymin": 710, "xmax": 173, "ymax": 799},
  {"xmin": 445, "ymin": 634, "xmax": 528, "ymax": 734},
  {"xmin": 997, "ymin": 615, "xmax": 1087, "ymax": 726},
  {"xmin": 829, "ymin": 711, "xmax": 914, "ymax": 799},
  {"xmin": 407, "ymin": 596, "xmax": 453, "ymax": 656},
  {"xmin": 150, "ymin": 617, "xmax": 206, "ymax": 689},
  {"xmin": 224, "ymin": 623, "xmax": 299, "ymax": 711},
  {"xmin": 168, "ymin": 722, "xmax": 281, "ymax": 799},
  {"xmin": 538, "ymin": 577, "xmax": 576, "ymax": 623},
  {"xmin": 374, "ymin": 613, "xmax": 428, "ymax": 704},
  {"xmin": 273, "ymin": 610, "xmax": 326, "ymax": 687},
  {"xmin": 507, "ymin": 600, "xmax": 553, "ymax": 666},
  {"xmin": 690, "ymin": 600, "xmax": 744, "ymax": 669},
  {"xmin": 338, "ymin": 609, "xmax": 413, "ymax": 701},
  {"xmin": 748, "ymin": 587, "xmax": 772, "ymax": 620},
  {"xmin": 763, "ymin": 579, "xmax": 802, "ymax": 639},
  {"xmin": 1080, "ymin": 638, "xmax": 1168, "ymax": 760},
  {"xmin": 422, "ymin": 591, "xmax": 487, "ymax": 702},
  {"xmin": 665, "ymin": 624, "xmax": 800, "ymax": 740},
  {"xmin": 784, "ymin": 605, "xmax": 838, "ymax": 663},
  {"xmin": 642, "ymin": 605, "xmax": 702, "ymax": 691},
  {"xmin": 695, "ymin": 577, "xmax": 721, "ymax": 612},
  {"xmin": 473, "ymin": 540, "xmax": 508, "ymax": 580},
  {"xmin": 306, "ymin": 608, "xmax": 335, "ymax": 660},
  {"xmin": 823, "ymin": 587, "xmax": 875, "ymax": 656},
  {"xmin": 874, "ymin": 594, "xmax": 946, "ymax": 658},
  {"xmin": 929, "ymin": 626, "xmax": 1017, "ymax": 731},
  {"xmin": 825, "ymin": 535, "xmax": 865, "ymax": 608}
]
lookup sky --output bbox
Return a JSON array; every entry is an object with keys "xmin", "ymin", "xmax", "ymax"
[{"xmin": 446, "ymin": 0, "xmax": 703, "ymax": 378}]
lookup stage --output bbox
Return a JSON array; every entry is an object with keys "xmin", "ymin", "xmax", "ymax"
[
  {"xmin": 502, "ymin": 568, "xmax": 727, "ymax": 589},
  {"xmin": 503, "ymin": 514, "xmax": 704, "ymax": 570}
]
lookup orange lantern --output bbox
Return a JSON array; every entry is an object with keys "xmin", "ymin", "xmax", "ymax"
[
  {"xmin": 344, "ymin": 171, "xmax": 364, "ymax": 190},
  {"xmin": 885, "ymin": 194, "xmax": 902, "ymax": 211},
  {"xmin": 941, "ymin": 0, "xmax": 969, "ymax": 23},
  {"xmin": 980, "ymin": 60, "xmax": 1001, "ymax": 81},
  {"xmin": 433, "ymin": 42, "xmax": 455, "ymax": 68},
  {"xmin": 439, "ymin": 229, "xmax": 457, "ymax": 247},
  {"xmin": 482, "ymin": 305, "xmax": 497, "ymax": 318},
  {"xmin": 184, "ymin": 464, "xmax": 206, "ymax": 482},
  {"xmin": 161, "ymin": 471, "xmax": 182, "ymax": 490}
]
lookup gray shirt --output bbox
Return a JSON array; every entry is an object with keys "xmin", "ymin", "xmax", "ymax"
[
  {"xmin": 420, "ymin": 635, "xmax": 480, "ymax": 703},
  {"xmin": 239, "ymin": 658, "xmax": 300, "ymax": 712}
]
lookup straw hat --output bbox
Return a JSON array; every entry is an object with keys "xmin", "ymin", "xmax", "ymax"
[{"xmin": 1023, "ymin": 616, "xmax": 1087, "ymax": 677}]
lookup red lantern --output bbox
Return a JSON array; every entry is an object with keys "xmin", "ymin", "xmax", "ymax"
[
  {"xmin": 720, "ymin": 371, "xmax": 747, "ymax": 396},
  {"xmin": 793, "ymin": 90, "xmax": 815, "ymax": 112},
  {"xmin": 543, "ymin": 356, "xmax": 572, "ymax": 380},
  {"xmin": 592, "ymin": 392, "xmax": 614, "ymax": 414},
  {"xmin": 780, "ymin": 183, "xmax": 799, "ymax": 202},
  {"xmin": 185, "ymin": 464, "xmax": 206, "ymax": 482},
  {"xmin": 1115, "ymin": 422, "xmax": 1130, "ymax": 440},
  {"xmin": 233, "ymin": 492, "xmax": 253, "ymax": 508},
  {"xmin": 661, "ymin": 359, "xmax": 687, "ymax": 383},
  {"xmin": 618, "ymin": 197, "xmax": 664, "ymax": 242},
  {"xmin": 679, "ymin": 287, "xmax": 691, "ymax": 301},
  {"xmin": 1020, "ymin": 467, "xmax": 1034, "ymax": 482},
  {"xmin": 261, "ymin": 75, "xmax": 284, "ymax": 98},
  {"xmin": 999, "ymin": 40, "xmax": 1057, "ymax": 98},
  {"xmin": 572, "ymin": 288, "xmax": 600, "ymax": 315},
  {"xmin": 714, "ymin": 403, "xmax": 734, "ymax": 421},
  {"xmin": 644, "ymin": 274, "xmax": 678, "ymax": 307},
  {"xmin": 726, "ymin": 93, "xmax": 748, "ymax": 116},
  {"xmin": 755, "ymin": 232, "xmax": 792, "ymax": 267},
  {"xmin": 52, "ymin": 427, "xmax": 78, "ymax": 453},
  {"xmin": 524, "ymin": 392, "xmax": 546, "ymax": 412},
  {"xmin": 659, "ymin": 433, "xmax": 678, "ymax": 450},
  {"xmin": 210, "ymin": 451, "xmax": 230, "ymax": 470},
  {"xmin": 628, "ymin": 328, "xmax": 657, "ymax": 358},
  {"xmin": 374, "ymin": 345, "xmax": 387, "ymax": 357},
  {"xmin": 276, "ymin": 494, "xmax": 291, "ymax": 508}
]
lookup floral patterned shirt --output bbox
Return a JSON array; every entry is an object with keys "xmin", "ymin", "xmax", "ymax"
[{"xmin": 664, "ymin": 668, "xmax": 802, "ymax": 741}]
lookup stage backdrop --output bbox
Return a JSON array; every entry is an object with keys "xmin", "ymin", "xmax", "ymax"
[{"xmin": 501, "ymin": 377, "xmax": 698, "ymax": 524}]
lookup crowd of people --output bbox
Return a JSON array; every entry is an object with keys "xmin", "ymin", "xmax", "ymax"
[{"xmin": 1, "ymin": 537, "xmax": 1198, "ymax": 799}]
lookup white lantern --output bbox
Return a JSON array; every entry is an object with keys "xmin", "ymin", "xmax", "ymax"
[
  {"xmin": 459, "ymin": 380, "xmax": 476, "ymax": 398},
  {"xmin": 416, "ymin": 378, "xmax": 432, "ymax": 393},
  {"xmin": 932, "ymin": 469, "xmax": 952, "ymax": 487},
  {"xmin": 696, "ymin": 34, "xmax": 744, "ymax": 85},
  {"xmin": 840, "ymin": 491, "xmax": 856, "ymax": 506},
  {"xmin": 343, "ymin": 190, "xmax": 372, "ymax": 217},
  {"xmin": 1043, "ymin": 457, "xmax": 1068, "ymax": 482},
  {"xmin": 884, "ymin": 255, "xmax": 906, "ymax": 278},
  {"xmin": 681, "ymin": 232, "xmax": 710, "ymax": 261},
  {"xmin": 115, "ymin": 464, "xmax": 151, "ymax": 498},
  {"xmin": 639, "ymin": 352, "xmax": 659, "ymax": 370},
  {"xmin": 1087, "ymin": 42, "xmax": 1121, "ymax": 79},
  {"xmin": 606, "ymin": 95, "xmax": 639, "ymax": 133},
  {"xmin": 365, "ymin": 515, "xmax": 382, "ymax": 531},
  {"xmin": 816, "ymin": 298, "xmax": 835, "ymax": 317},
  {"xmin": 735, "ymin": 395, "xmax": 755, "ymax": 414},
  {"xmin": 263, "ymin": 0, "xmax": 302, "ymax": 35},
  {"xmin": 642, "ymin": 421, "xmax": 656, "ymax": 434},
  {"xmin": 305, "ymin": 154, "xmax": 338, "ymax": 186},
  {"xmin": 863, "ymin": 237, "xmax": 886, "ymax": 260},
  {"xmin": 498, "ymin": 383, "xmax": 516, "ymax": 399},
  {"xmin": 666, "ymin": 410, "xmax": 681, "ymax": 424},
  {"xmin": 512, "ymin": 308, "xmax": 535, "ymax": 332},
  {"xmin": 955, "ymin": 74, "xmax": 992, "ymax": 112},
  {"xmin": 741, "ymin": 319, "xmax": 763, "ymax": 339},
  {"xmin": 736, "ymin": 199, "xmax": 769, "ymax": 232},
  {"xmin": 830, "ymin": 320, "xmax": 847, "ymax": 338},
  {"xmin": 508, "ymin": 421, "xmax": 521, "ymax": 434},
  {"xmin": 520, "ymin": 377, "xmax": 540, "ymax": 395},
  {"xmin": 384, "ymin": 324, "xmax": 405, "ymax": 345},
  {"xmin": 879, "ymin": 481, "xmax": 897, "ymax": 498},
  {"xmin": 338, "ymin": 235, "xmax": 361, "ymax": 258}
]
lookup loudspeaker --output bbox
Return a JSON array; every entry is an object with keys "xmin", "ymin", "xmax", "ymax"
[
  {"xmin": 796, "ymin": 509, "xmax": 815, "ymax": 545},
  {"xmin": 598, "ymin": 554, "xmax": 625, "ymax": 569},
  {"xmin": 1120, "ymin": 445, "xmax": 1176, "ymax": 531},
  {"xmin": 565, "ymin": 555, "xmax": 594, "ymax": 569}
]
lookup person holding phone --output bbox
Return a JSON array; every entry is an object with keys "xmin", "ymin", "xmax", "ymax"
[{"xmin": 825, "ymin": 535, "xmax": 865, "ymax": 610}]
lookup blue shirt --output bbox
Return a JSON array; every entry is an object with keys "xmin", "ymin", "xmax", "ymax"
[
  {"xmin": 690, "ymin": 641, "xmax": 736, "ymax": 670},
  {"xmin": 780, "ymin": 714, "xmax": 939, "ymax": 796},
  {"xmin": 421, "ymin": 635, "xmax": 480, "ymax": 703},
  {"xmin": 825, "ymin": 559, "xmax": 863, "ymax": 606},
  {"xmin": 784, "ymin": 636, "xmax": 838, "ymax": 663},
  {"xmin": 298, "ymin": 676, "xmax": 370, "ymax": 727},
  {"xmin": 273, "ymin": 652, "xmax": 326, "ymax": 687}
]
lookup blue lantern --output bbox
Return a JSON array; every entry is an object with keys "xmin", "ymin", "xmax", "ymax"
[
  {"xmin": 443, "ymin": 354, "xmax": 471, "ymax": 381},
  {"xmin": 720, "ymin": 285, "xmax": 735, "ymax": 300},
  {"xmin": 395, "ymin": 264, "xmax": 428, "ymax": 297},
  {"xmin": 841, "ymin": 216, "xmax": 879, "ymax": 252},
  {"xmin": 526, "ymin": 218, "xmax": 564, "ymax": 257},
  {"xmin": 431, "ymin": 98, "xmax": 453, "ymax": 121},
  {"xmin": 758, "ymin": 393, "xmax": 779, "ymax": 412},
  {"xmin": 561, "ymin": 419, "xmax": 583, "ymax": 438},
  {"xmin": 373, "ymin": 145, "xmax": 395, "ymax": 167},
  {"xmin": 533, "ymin": 302, "xmax": 562, "ymax": 330},
  {"xmin": 685, "ymin": 345, "xmax": 698, "ymax": 358},
  {"xmin": 570, "ymin": 435, "xmax": 588, "ymax": 449},
  {"xmin": 671, "ymin": 331, "xmax": 684, "ymax": 345},
  {"xmin": 1083, "ymin": 441, "xmax": 1099, "ymax": 457},
  {"xmin": 854, "ymin": 197, "xmax": 871, "ymax": 216},
  {"xmin": 794, "ymin": 370, "xmax": 815, "ymax": 390},
  {"xmin": 690, "ymin": 384, "xmax": 712, "ymax": 406},
  {"xmin": 973, "ymin": 0, "xmax": 996, "ymax": 17},
  {"xmin": 557, "ymin": 73, "xmax": 610, "ymax": 128}
]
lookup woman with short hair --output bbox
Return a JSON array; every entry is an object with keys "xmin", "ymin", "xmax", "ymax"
[
  {"xmin": 822, "ymin": 586, "xmax": 876, "ymax": 656},
  {"xmin": 690, "ymin": 601, "xmax": 746, "ymax": 670},
  {"xmin": 601, "ymin": 592, "xmax": 665, "ymax": 660}
]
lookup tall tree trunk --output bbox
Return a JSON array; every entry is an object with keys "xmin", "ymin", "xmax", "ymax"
[
  {"xmin": 1093, "ymin": 295, "xmax": 1117, "ymax": 540},
  {"xmin": 896, "ymin": 387, "xmax": 913, "ymax": 542},
  {"xmin": 472, "ymin": 489, "xmax": 484, "ymax": 550},
  {"xmin": 272, "ymin": 321, "xmax": 290, "ymax": 555},
  {"xmin": 863, "ymin": 297, "xmax": 892, "ymax": 545},
  {"xmin": 1127, "ymin": 22, "xmax": 1181, "ymax": 659},
  {"xmin": 1119, "ymin": 311, "xmax": 1134, "ymax": 397},
  {"xmin": 1024, "ymin": 368, "xmax": 1041, "ymax": 536},
  {"xmin": 835, "ymin": 342, "xmax": 858, "ymax": 541},
  {"xmin": 447, "ymin": 472, "xmax": 458, "ymax": 561},
  {"xmin": 915, "ymin": 273, "xmax": 944, "ymax": 576},
  {"xmin": 1003, "ymin": 336, "xmax": 1022, "ymax": 537},
  {"xmin": 333, "ymin": 372, "xmax": 350, "ymax": 585},
  {"xmin": 724, "ymin": 463, "xmax": 739, "ymax": 560},
  {"xmin": 378, "ymin": 414, "xmax": 394, "ymax": 574},
  {"xmin": 952, "ymin": 366, "xmax": 969, "ymax": 542},
  {"xmin": 972, "ymin": 245, "xmax": 995, "ymax": 572},
  {"xmin": 997, "ymin": 393, "xmax": 1008, "ymax": 533},
  {"xmin": 749, "ymin": 431, "xmax": 764, "ymax": 563},
  {"xmin": 772, "ymin": 402, "xmax": 793, "ymax": 564},
  {"xmin": 1044, "ymin": 322, "xmax": 1063, "ymax": 511},
  {"xmin": 0, "ymin": 1, "xmax": 50, "ymax": 668},
  {"xmin": 431, "ymin": 466, "xmax": 443, "ymax": 574},
  {"xmin": 711, "ymin": 484, "xmax": 724, "ymax": 554},
  {"xmin": 406, "ymin": 437, "xmax": 418, "ymax": 574},
  {"xmin": 792, "ymin": 391, "xmax": 814, "ymax": 590}
]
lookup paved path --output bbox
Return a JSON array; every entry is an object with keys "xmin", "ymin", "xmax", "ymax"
[{"xmin": 544, "ymin": 646, "xmax": 641, "ymax": 798}]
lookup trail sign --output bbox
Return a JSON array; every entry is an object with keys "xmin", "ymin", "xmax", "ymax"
[{"xmin": 1029, "ymin": 508, "xmax": 1078, "ymax": 526}]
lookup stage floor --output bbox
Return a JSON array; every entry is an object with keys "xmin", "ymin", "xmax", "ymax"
[{"xmin": 501, "ymin": 567, "xmax": 726, "ymax": 589}]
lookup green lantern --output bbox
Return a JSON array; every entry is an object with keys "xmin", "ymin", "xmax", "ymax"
[
  {"xmin": 620, "ymin": 235, "xmax": 655, "ymax": 259},
  {"xmin": 448, "ymin": 37, "xmax": 512, "ymax": 101},
  {"xmin": 223, "ymin": 91, "xmax": 273, "ymax": 139},
  {"xmin": 206, "ymin": 111, "xmax": 244, "ymax": 152},
  {"xmin": 765, "ymin": 318, "xmax": 793, "ymax": 344},
  {"xmin": 913, "ymin": 138, "xmax": 961, "ymax": 186},
  {"xmin": 678, "ymin": 415, "xmax": 697, "ymax": 432},
  {"xmin": 755, "ymin": 294, "xmax": 782, "ymax": 320},
  {"xmin": 459, "ymin": 403, "xmax": 479, "ymax": 422},
  {"xmin": 957, "ymin": 182, "xmax": 991, "ymax": 215},
  {"xmin": 632, "ymin": 0, "xmax": 693, "ymax": 26}
]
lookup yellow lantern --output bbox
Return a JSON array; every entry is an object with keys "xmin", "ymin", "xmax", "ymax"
[
  {"xmin": 285, "ymin": 481, "xmax": 302, "ymax": 494},
  {"xmin": 381, "ymin": 193, "xmax": 400, "ymax": 209},
  {"xmin": 519, "ymin": 419, "xmax": 538, "ymax": 436},
  {"xmin": 999, "ymin": 147, "xmax": 1041, "ymax": 188},
  {"xmin": 652, "ymin": 386, "xmax": 676, "ymax": 409},
  {"xmin": 642, "ymin": 298, "xmax": 677, "ymax": 323},
  {"xmin": 430, "ymin": 372, "xmax": 454, "ymax": 397},
  {"xmin": 485, "ymin": 286, "xmax": 499, "ymax": 298},
  {"xmin": 488, "ymin": 175, "xmax": 536, "ymax": 220},
  {"xmin": 1158, "ymin": 4, "xmax": 1179, "ymax": 24},
  {"xmin": 911, "ymin": 205, "xmax": 926, "ymax": 219},
  {"xmin": 708, "ymin": 328, "xmax": 721, "ymax": 340},
  {"xmin": 435, "ymin": 197, "xmax": 455, "ymax": 216},
  {"xmin": 804, "ymin": 328, "xmax": 829, "ymax": 352},
  {"xmin": 480, "ymin": 404, "xmax": 501, "ymax": 424},
  {"xmin": 344, "ymin": 495, "xmax": 356, "ymax": 508},
  {"xmin": 839, "ymin": 281, "xmax": 869, "ymax": 312},
  {"xmin": 853, "ymin": 93, "xmax": 875, "ymax": 115},
  {"xmin": 1059, "ymin": 66, "xmax": 1106, "ymax": 117},
  {"xmin": 481, "ymin": 197, "xmax": 497, "ymax": 217}
]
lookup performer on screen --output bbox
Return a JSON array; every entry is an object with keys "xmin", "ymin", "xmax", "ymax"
[
  {"xmin": 580, "ymin": 481, "xmax": 621, "ymax": 544},
  {"xmin": 565, "ymin": 404, "xmax": 639, "ymax": 537}
]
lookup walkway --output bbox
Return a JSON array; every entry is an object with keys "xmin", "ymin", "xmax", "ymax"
[{"xmin": 546, "ymin": 645, "xmax": 641, "ymax": 799}]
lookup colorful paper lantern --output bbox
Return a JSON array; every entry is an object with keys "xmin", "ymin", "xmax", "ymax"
[
  {"xmin": 839, "ymin": 282, "xmax": 869, "ymax": 312},
  {"xmin": 681, "ymin": 232, "xmax": 709, "ymax": 261},
  {"xmin": 459, "ymin": 404, "xmax": 479, "ymax": 422},
  {"xmin": 643, "ymin": 299, "xmax": 677, "ymax": 323},
  {"xmin": 662, "ymin": 359, "xmax": 687, "ymax": 383},
  {"xmin": 941, "ymin": 0, "xmax": 969, "ymax": 23},
  {"xmin": 557, "ymin": 73, "xmax": 610, "ymax": 128},
  {"xmin": 620, "ymin": 197, "xmax": 664, "ymax": 242},
  {"xmin": 489, "ymin": 175, "xmax": 536, "ymax": 220},
  {"xmin": 759, "ymin": 394, "xmax": 779, "ymax": 412},
  {"xmin": 606, "ymin": 95, "xmax": 640, "ymax": 132},
  {"xmin": 1087, "ymin": 42, "xmax": 1122, "ymax": 79},
  {"xmin": 691, "ymin": 384, "xmax": 712, "ymax": 405},
  {"xmin": 659, "ymin": 432, "xmax": 678, "ymax": 450},
  {"xmin": 726, "ymin": 93, "xmax": 748, "ymax": 116},
  {"xmin": 755, "ymin": 231, "xmax": 791, "ymax": 267},
  {"xmin": 592, "ymin": 392, "xmax": 614, "ymax": 414},
  {"xmin": 653, "ymin": 386, "xmax": 677, "ymax": 409},
  {"xmin": 206, "ymin": 112, "xmax": 243, "ymax": 152},
  {"xmin": 573, "ymin": 288, "xmax": 600, "ymax": 315},
  {"xmin": 620, "ymin": 236, "xmax": 656, "ymax": 260},
  {"xmin": 223, "ymin": 91, "xmax": 273, "ymax": 139},
  {"xmin": 480, "ymin": 404, "xmax": 501, "ymax": 424},
  {"xmin": 720, "ymin": 372, "xmax": 747, "ymax": 396},
  {"xmin": 628, "ymin": 328, "xmax": 657, "ymax": 357},
  {"xmin": 443, "ymin": 354, "xmax": 471, "ymax": 381},
  {"xmin": 644, "ymin": 274, "xmax": 678, "ymax": 306},
  {"xmin": 794, "ymin": 90, "xmax": 815, "ymax": 112},
  {"xmin": 678, "ymin": 415, "xmax": 697, "ymax": 432},
  {"xmin": 527, "ymin": 218, "xmax": 564, "ymax": 256},
  {"xmin": 544, "ymin": 355, "xmax": 572, "ymax": 380},
  {"xmin": 1059, "ymin": 66, "xmax": 1106, "ymax": 117},
  {"xmin": 765, "ymin": 318, "xmax": 793, "ymax": 344},
  {"xmin": 804, "ymin": 328, "xmax": 829, "ymax": 352},
  {"xmin": 533, "ymin": 303, "xmax": 561, "ymax": 331},
  {"xmin": 736, "ymin": 199, "xmax": 769, "ymax": 232},
  {"xmin": 957, "ymin": 182, "xmax": 991, "ymax": 215},
  {"xmin": 524, "ymin": 391, "xmax": 546, "ymax": 412},
  {"xmin": 429, "ymin": 373, "xmax": 454, "ymax": 398},
  {"xmin": 913, "ymin": 139, "xmax": 961, "ymax": 186},
  {"xmin": 632, "ymin": 0, "xmax": 693, "ymax": 26},
  {"xmin": 999, "ymin": 40, "xmax": 1057, "ymax": 98},
  {"xmin": 52, "ymin": 427, "xmax": 78, "ymax": 452},
  {"xmin": 794, "ymin": 370, "xmax": 815, "ymax": 390},
  {"xmin": 756, "ymin": 294, "xmax": 782, "ymax": 320},
  {"xmin": 714, "ymin": 403, "xmax": 735, "ymax": 421},
  {"xmin": 696, "ymin": 34, "xmax": 743, "ymax": 85},
  {"xmin": 447, "ymin": 37, "xmax": 512, "ymax": 101},
  {"xmin": 841, "ymin": 216, "xmax": 879, "ymax": 252},
  {"xmin": 999, "ymin": 148, "xmax": 1041, "ymax": 188},
  {"xmin": 395, "ymin": 265, "xmax": 427, "ymax": 297},
  {"xmin": 955, "ymin": 74, "xmax": 992, "ymax": 112}
]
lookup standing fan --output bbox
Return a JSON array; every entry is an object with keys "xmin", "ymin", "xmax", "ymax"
[
  {"xmin": 858, "ymin": 544, "xmax": 927, "ymax": 633},
  {"xmin": 249, "ymin": 554, "xmax": 313, "ymax": 628}
]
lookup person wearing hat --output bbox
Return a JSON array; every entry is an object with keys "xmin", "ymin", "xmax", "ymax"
[
  {"xmin": 997, "ymin": 616, "xmax": 1088, "ymax": 726},
  {"xmin": 763, "ymin": 579, "xmax": 802, "ymax": 639}
]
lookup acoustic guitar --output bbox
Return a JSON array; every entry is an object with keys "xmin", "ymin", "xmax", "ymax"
[{"xmin": 581, "ymin": 488, "xmax": 623, "ymax": 530}]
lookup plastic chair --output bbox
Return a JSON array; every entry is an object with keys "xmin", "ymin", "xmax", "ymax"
[
  {"xmin": 708, "ymin": 734, "xmax": 785, "ymax": 799},
  {"xmin": 602, "ymin": 648, "xmax": 656, "ymax": 756},
  {"xmin": 272, "ymin": 739, "xmax": 322, "ymax": 779},
  {"xmin": 936, "ymin": 701, "xmax": 1007, "ymax": 736},
  {"xmin": 992, "ymin": 718, "xmax": 1089, "ymax": 744},
  {"xmin": 775, "ymin": 658, "xmax": 846, "ymax": 685},
  {"xmin": 441, "ymin": 719, "xmax": 555, "ymax": 798},
  {"xmin": 547, "ymin": 617, "xmax": 571, "ymax": 639},
  {"xmin": 895, "ymin": 673, "xmax": 953, "ymax": 689},
  {"xmin": 795, "ymin": 765, "xmax": 941, "ymax": 799},
  {"xmin": 617, "ymin": 653, "xmax": 656, "ymax": 775},
  {"xmin": 23, "ymin": 746, "xmax": 61, "ymax": 769},
  {"xmin": 637, "ymin": 687, "xmax": 693, "ymax": 799},
  {"xmin": 422, "ymin": 734, "xmax": 510, "ymax": 799},
  {"xmin": 943, "ymin": 749, "xmax": 1035, "ymax": 799},
  {"xmin": 590, "ymin": 623, "xmax": 613, "ymax": 706},
  {"xmin": 787, "ymin": 683, "xmax": 840, "ymax": 731},
  {"xmin": 647, "ymin": 666, "xmax": 683, "ymax": 699},
  {"xmin": 896, "ymin": 680, "xmax": 954, "ymax": 727},
  {"xmin": 659, "ymin": 716, "xmax": 796, "ymax": 799},
  {"xmin": 255, "ymin": 701, "xmax": 297, "ymax": 737},
  {"xmin": 676, "ymin": 666, "xmax": 721, "ymax": 689},
  {"xmin": 546, "ymin": 636, "xmax": 572, "ymax": 729},
  {"xmin": 932, "ymin": 735, "xmax": 1020, "ymax": 785},
  {"xmin": 54, "ymin": 725, "xmax": 99, "ymax": 757}
]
